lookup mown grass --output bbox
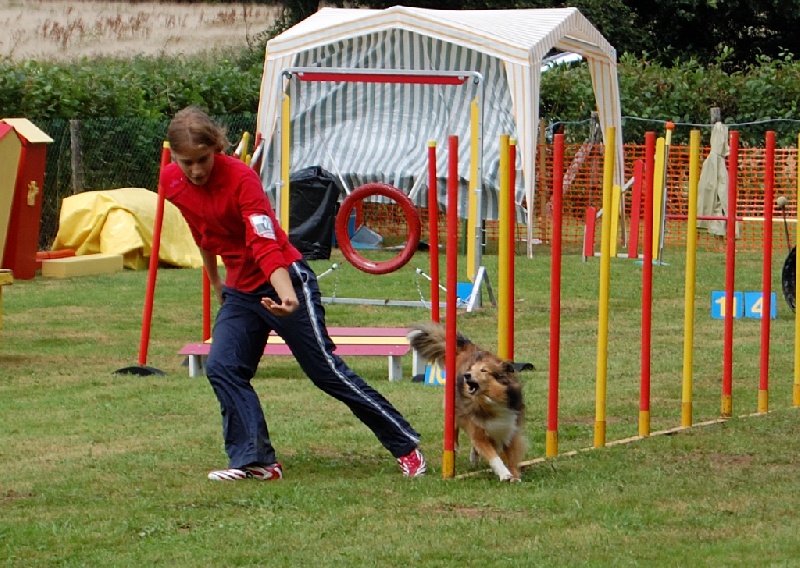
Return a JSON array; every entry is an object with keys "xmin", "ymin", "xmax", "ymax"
[{"xmin": 2, "ymin": 247, "xmax": 800, "ymax": 566}]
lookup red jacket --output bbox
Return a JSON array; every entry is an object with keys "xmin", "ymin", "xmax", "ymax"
[{"xmin": 160, "ymin": 153, "xmax": 302, "ymax": 292}]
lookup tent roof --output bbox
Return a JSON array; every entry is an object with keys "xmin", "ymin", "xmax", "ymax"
[
  {"xmin": 266, "ymin": 6, "xmax": 616, "ymax": 66},
  {"xmin": 259, "ymin": 6, "xmax": 624, "ymax": 256}
]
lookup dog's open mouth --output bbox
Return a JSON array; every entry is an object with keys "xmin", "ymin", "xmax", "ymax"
[{"xmin": 463, "ymin": 376, "xmax": 479, "ymax": 395}]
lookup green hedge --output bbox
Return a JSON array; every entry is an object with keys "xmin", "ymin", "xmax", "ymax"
[
  {"xmin": 0, "ymin": 53, "xmax": 263, "ymax": 119},
  {"xmin": 3, "ymin": 51, "xmax": 800, "ymax": 147},
  {"xmin": 4, "ymin": 49, "xmax": 800, "ymax": 248}
]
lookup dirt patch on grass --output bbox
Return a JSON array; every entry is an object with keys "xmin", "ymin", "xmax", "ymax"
[
  {"xmin": 1, "ymin": 489, "xmax": 35, "ymax": 505},
  {"xmin": 427, "ymin": 503, "xmax": 529, "ymax": 519},
  {"xmin": 0, "ymin": 0, "xmax": 282, "ymax": 61},
  {"xmin": 693, "ymin": 451, "xmax": 754, "ymax": 469}
]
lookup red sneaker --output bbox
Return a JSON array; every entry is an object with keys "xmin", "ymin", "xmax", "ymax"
[
  {"xmin": 207, "ymin": 462, "xmax": 283, "ymax": 481},
  {"xmin": 397, "ymin": 449, "xmax": 427, "ymax": 477}
]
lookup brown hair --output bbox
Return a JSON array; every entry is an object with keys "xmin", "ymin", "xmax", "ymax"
[{"xmin": 166, "ymin": 106, "xmax": 231, "ymax": 154}]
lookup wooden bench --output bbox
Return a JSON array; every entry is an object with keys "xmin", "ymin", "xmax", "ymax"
[{"xmin": 179, "ymin": 326, "xmax": 424, "ymax": 382}]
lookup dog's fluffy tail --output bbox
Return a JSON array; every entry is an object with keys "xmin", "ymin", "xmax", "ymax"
[{"xmin": 406, "ymin": 322, "xmax": 471, "ymax": 363}]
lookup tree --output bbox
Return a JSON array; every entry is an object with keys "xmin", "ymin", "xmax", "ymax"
[
  {"xmin": 617, "ymin": 0, "xmax": 800, "ymax": 69},
  {"xmin": 341, "ymin": 0, "xmax": 800, "ymax": 67}
]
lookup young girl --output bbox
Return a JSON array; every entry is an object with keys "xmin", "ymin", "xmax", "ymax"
[{"xmin": 161, "ymin": 106, "xmax": 426, "ymax": 480}]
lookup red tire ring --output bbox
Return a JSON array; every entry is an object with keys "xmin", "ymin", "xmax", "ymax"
[{"xmin": 335, "ymin": 183, "xmax": 421, "ymax": 275}]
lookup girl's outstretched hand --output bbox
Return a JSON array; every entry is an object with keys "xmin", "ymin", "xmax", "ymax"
[
  {"xmin": 261, "ymin": 295, "xmax": 299, "ymax": 316},
  {"xmin": 263, "ymin": 267, "xmax": 299, "ymax": 316}
]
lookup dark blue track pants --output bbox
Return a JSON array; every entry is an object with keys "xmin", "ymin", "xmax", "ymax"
[{"xmin": 205, "ymin": 260, "xmax": 421, "ymax": 469}]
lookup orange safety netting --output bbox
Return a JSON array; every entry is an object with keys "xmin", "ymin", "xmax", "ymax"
[{"xmin": 357, "ymin": 143, "xmax": 799, "ymax": 255}]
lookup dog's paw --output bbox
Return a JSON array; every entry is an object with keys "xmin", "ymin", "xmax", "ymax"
[
  {"xmin": 499, "ymin": 473, "xmax": 521, "ymax": 482},
  {"xmin": 490, "ymin": 457, "xmax": 515, "ymax": 481},
  {"xmin": 498, "ymin": 471, "xmax": 519, "ymax": 482}
]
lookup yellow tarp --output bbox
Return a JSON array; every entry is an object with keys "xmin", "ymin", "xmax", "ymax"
[{"xmin": 52, "ymin": 188, "xmax": 202, "ymax": 270}]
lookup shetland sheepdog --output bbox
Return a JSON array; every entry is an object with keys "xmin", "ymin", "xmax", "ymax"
[{"xmin": 407, "ymin": 322, "xmax": 526, "ymax": 482}]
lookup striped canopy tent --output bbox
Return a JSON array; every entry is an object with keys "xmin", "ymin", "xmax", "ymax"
[{"xmin": 256, "ymin": 6, "xmax": 623, "ymax": 253}]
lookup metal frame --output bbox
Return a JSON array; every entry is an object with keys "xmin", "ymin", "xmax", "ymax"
[{"xmin": 275, "ymin": 66, "xmax": 488, "ymax": 310}]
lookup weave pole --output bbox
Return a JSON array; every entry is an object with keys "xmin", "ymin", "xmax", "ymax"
[
  {"xmin": 202, "ymin": 271, "xmax": 212, "ymax": 341},
  {"xmin": 627, "ymin": 159, "xmax": 644, "ymax": 259},
  {"xmin": 721, "ymin": 131, "xmax": 739, "ymax": 418},
  {"xmin": 654, "ymin": 121, "xmax": 675, "ymax": 262},
  {"xmin": 758, "ymin": 131, "xmax": 776, "ymax": 413},
  {"xmin": 639, "ymin": 132, "xmax": 656, "ymax": 436},
  {"xmin": 680, "ymin": 130, "xmax": 701, "ymax": 427},
  {"xmin": 428, "ymin": 141, "xmax": 440, "ymax": 323},
  {"xmin": 497, "ymin": 135, "xmax": 511, "ymax": 359},
  {"xmin": 651, "ymin": 132, "xmax": 667, "ymax": 260},
  {"xmin": 138, "ymin": 142, "xmax": 171, "ymax": 359},
  {"xmin": 546, "ymin": 133, "xmax": 565, "ymax": 457},
  {"xmin": 122, "ymin": 141, "xmax": 171, "ymax": 376},
  {"xmin": 279, "ymin": 93, "xmax": 291, "ymax": 231},
  {"xmin": 795, "ymin": 132, "xmax": 800, "ymax": 408},
  {"xmin": 442, "ymin": 135, "xmax": 459, "ymax": 480},
  {"xmin": 594, "ymin": 126, "xmax": 616, "ymax": 448},
  {"xmin": 506, "ymin": 139, "xmax": 517, "ymax": 359}
]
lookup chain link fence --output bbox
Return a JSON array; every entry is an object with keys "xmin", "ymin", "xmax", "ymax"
[
  {"xmin": 34, "ymin": 114, "xmax": 800, "ymax": 252},
  {"xmin": 37, "ymin": 114, "xmax": 256, "ymax": 249}
]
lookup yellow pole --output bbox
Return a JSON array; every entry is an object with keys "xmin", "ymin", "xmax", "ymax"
[
  {"xmin": 795, "ymin": 132, "xmax": 800, "ymax": 407},
  {"xmin": 594, "ymin": 126, "xmax": 615, "ymax": 448},
  {"xmin": 681, "ymin": 130, "xmax": 701, "ymax": 427},
  {"xmin": 442, "ymin": 450, "xmax": 455, "ymax": 480},
  {"xmin": 610, "ymin": 184, "xmax": 621, "ymax": 258},
  {"xmin": 498, "ymin": 135, "xmax": 510, "ymax": 359},
  {"xmin": 239, "ymin": 131, "xmax": 251, "ymax": 164},
  {"xmin": 466, "ymin": 99, "xmax": 480, "ymax": 281},
  {"xmin": 651, "ymin": 138, "xmax": 666, "ymax": 259},
  {"xmin": 280, "ymin": 94, "xmax": 291, "ymax": 232}
]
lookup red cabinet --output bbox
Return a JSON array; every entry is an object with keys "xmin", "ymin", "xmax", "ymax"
[{"xmin": 1, "ymin": 119, "xmax": 53, "ymax": 280}]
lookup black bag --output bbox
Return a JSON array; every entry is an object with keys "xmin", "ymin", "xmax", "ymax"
[
  {"xmin": 782, "ymin": 246, "xmax": 796, "ymax": 312},
  {"xmin": 288, "ymin": 166, "xmax": 342, "ymax": 260}
]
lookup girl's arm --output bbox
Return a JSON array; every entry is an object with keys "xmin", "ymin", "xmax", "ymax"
[
  {"xmin": 260, "ymin": 267, "xmax": 299, "ymax": 316},
  {"xmin": 200, "ymin": 248, "xmax": 224, "ymax": 305}
]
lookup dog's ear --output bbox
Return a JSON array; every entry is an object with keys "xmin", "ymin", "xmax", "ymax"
[
  {"xmin": 503, "ymin": 361, "xmax": 517, "ymax": 375},
  {"xmin": 506, "ymin": 381, "xmax": 524, "ymax": 411}
]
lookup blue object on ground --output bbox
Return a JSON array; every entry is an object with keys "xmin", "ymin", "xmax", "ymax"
[{"xmin": 350, "ymin": 225, "xmax": 383, "ymax": 249}]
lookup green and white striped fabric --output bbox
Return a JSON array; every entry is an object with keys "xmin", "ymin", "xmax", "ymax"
[
  {"xmin": 257, "ymin": 6, "xmax": 624, "ymax": 245},
  {"xmin": 260, "ymin": 29, "xmax": 523, "ymax": 222}
]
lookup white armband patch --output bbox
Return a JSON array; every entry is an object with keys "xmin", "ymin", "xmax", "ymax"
[{"xmin": 249, "ymin": 214, "xmax": 276, "ymax": 240}]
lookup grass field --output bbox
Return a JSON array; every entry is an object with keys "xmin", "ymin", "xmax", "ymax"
[{"xmin": 2, "ymin": 247, "xmax": 800, "ymax": 565}]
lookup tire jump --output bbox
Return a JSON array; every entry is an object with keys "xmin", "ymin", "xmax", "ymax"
[{"xmin": 335, "ymin": 182, "xmax": 421, "ymax": 275}]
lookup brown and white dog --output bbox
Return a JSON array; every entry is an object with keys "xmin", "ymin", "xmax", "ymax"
[{"xmin": 407, "ymin": 322, "xmax": 526, "ymax": 482}]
